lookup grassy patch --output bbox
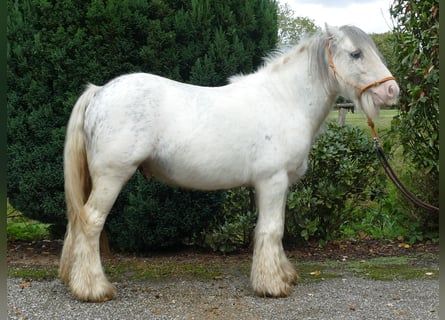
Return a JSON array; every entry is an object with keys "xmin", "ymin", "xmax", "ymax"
[
  {"xmin": 7, "ymin": 200, "xmax": 51, "ymax": 241},
  {"xmin": 8, "ymin": 254, "xmax": 437, "ymax": 285},
  {"xmin": 345, "ymin": 255, "xmax": 439, "ymax": 281},
  {"xmin": 103, "ymin": 254, "xmax": 439, "ymax": 284},
  {"xmin": 295, "ymin": 254, "xmax": 438, "ymax": 283},
  {"xmin": 328, "ymin": 108, "xmax": 397, "ymax": 132},
  {"xmin": 296, "ymin": 262, "xmax": 342, "ymax": 284},
  {"xmin": 8, "ymin": 265, "xmax": 58, "ymax": 280}
]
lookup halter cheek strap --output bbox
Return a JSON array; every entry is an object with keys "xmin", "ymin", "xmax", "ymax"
[{"xmin": 325, "ymin": 42, "xmax": 395, "ymax": 97}]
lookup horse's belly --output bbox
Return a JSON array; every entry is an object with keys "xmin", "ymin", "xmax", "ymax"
[{"xmin": 147, "ymin": 149, "xmax": 252, "ymax": 190}]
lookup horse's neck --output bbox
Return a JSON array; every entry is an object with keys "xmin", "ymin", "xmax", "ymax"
[
  {"xmin": 263, "ymin": 53, "xmax": 337, "ymax": 137},
  {"xmin": 304, "ymin": 84, "xmax": 337, "ymax": 136}
]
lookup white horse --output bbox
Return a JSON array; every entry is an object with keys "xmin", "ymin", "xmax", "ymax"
[{"xmin": 60, "ymin": 24, "xmax": 399, "ymax": 302}]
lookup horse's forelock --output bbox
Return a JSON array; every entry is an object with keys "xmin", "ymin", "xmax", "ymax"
[
  {"xmin": 340, "ymin": 25, "xmax": 374, "ymax": 46},
  {"xmin": 339, "ymin": 25, "xmax": 384, "ymax": 61}
]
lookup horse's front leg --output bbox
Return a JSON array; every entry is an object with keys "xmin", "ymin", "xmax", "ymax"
[{"xmin": 251, "ymin": 171, "xmax": 298, "ymax": 297}]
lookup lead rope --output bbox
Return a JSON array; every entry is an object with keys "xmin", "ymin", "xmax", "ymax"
[{"xmin": 367, "ymin": 118, "xmax": 439, "ymax": 213}]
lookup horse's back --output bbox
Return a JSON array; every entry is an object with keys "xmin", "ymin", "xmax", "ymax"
[
  {"xmin": 82, "ymin": 72, "xmax": 311, "ymax": 190},
  {"xmin": 82, "ymin": 73, "xmax": 254, "ymax": 187}
]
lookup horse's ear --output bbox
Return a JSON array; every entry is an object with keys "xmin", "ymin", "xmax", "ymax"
[{"xmin": 325, "ymin": 23, "xmax": 340, "ymax": 40}]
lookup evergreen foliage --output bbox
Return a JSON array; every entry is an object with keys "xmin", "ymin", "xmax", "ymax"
[{"xmin": 7, "ymin": 0, "xmax": 278, "ymax": 250}]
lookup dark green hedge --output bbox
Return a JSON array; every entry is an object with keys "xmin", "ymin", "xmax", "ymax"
[
  {"xmin": 107, "ymin": 174, "xmax": 225, "ymax": 252},
  {"xmin": 7, "ymin": 0, "xmax": 278, "ymax": 250}
]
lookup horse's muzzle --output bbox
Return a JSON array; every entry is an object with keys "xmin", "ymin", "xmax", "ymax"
[{"xmin": 368, "ymin": 79, "xmax": 400, "ymax": 106}]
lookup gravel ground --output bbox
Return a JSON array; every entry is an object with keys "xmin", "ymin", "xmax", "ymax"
[{"xmin": 8, "ymin": 274, "xmax": 439, "ymax": 319}]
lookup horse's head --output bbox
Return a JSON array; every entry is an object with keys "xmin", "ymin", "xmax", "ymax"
[{"xmin": 325, "ymin": 24, "xmax": 399, "ymax": 120}]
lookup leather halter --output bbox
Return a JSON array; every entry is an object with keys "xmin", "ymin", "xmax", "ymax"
[{"xmin": 325, "ymin": 42, "xmax": 395, "ymax": 97}]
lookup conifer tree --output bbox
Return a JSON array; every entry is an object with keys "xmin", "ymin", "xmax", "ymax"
[{"xmin": 7, "ymin": 0, "xmax": 278, "ymax": 250}]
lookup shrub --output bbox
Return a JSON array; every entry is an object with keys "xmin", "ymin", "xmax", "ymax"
[
  {"xmin": 198, "ymin": 187, "xmax": 256, "ymax": 253},
  {"xmin": 285, "ymin": 122, "xmax": 386, "ymax": 245},
  {"xmin": 106, "ymin": 174, "xmax": 225, "ymax": 252},
  {"xmin": 389, "ymin": 0, "xmax": 438, "ymax": 234},
  {"xmin": 340, "ymin": 183, "xmax": 427, "ymax": 244}
]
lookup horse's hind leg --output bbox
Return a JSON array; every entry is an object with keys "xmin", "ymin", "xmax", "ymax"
[
  {"xmin": 68, "ymin": 171, "xmax": 134, "ymax": 302},
  {"xmin": 251, "ymin": 171, "xmax": 298, "ymax": 297}
]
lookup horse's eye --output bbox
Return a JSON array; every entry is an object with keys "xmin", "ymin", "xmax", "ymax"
[{"xmin": 350, "ymin": 50, "xmax": 362, "ymax": 59}]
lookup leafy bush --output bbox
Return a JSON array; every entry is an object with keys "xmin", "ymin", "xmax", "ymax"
[
  {"xmin": 7, "ymin": 200, "xmax": 51, "ymax": 241},
  {"xmin": 198, "ymin": 187, "xmax": 256, "ymax": 253},
  {"xmin": 339, "ymin": 183, "xmax": 426, "ymax": 244},
  {"xmin": 285, "ymin": 122, "xmax": 386, "ymax": 245},
  {"xmin": 7, "ymin": 222, "xmax": 51, "ymax": 241},
  {"xmin": 389, "ymin": 0, "xmax": 438, "ymax": 233}
]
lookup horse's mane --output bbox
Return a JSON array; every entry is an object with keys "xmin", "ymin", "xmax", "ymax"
[
  {"xmin": 228, "ymin": 30, "xmax": 331, "ymax": 89},
  {"xmin": 229, "ymin": 25, "xmax": 380, "ymax": 93}
]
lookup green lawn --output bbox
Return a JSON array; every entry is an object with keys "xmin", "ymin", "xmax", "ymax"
[{"xmin": 328, "ymin": 108, "xmax": 398, "ymax": 132}]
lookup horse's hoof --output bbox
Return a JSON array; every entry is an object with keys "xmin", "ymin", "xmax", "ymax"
[
  {"xmin": 70, "ymin": 281, "xmax": 117, "ymax": 302},
  {"xmin": 253, "ymin": 281, "xmax": 293, "ymax": 298},
  {"xmin": 251, "ymin": 261, "xmax": 299, "ymax": 298}
]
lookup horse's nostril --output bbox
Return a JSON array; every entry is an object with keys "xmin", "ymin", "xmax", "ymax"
[
  {"xmin": 387, "ymin": 83, "xmax": 399, "ymax": 98},
  {"xmin": 388, "ymin": 85, "xmax": 394, "ymax": 97}
]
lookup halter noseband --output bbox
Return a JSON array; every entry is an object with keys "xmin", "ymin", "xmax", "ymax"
[{"xmin": 325, "ymin": 42, "xmax": 395, "ymax": 97}]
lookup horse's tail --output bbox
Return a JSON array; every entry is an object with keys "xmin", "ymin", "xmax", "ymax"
[
  {"xmin": 64, "ymin": 84, "xmax": 101, "ymax": 224},
  {"xmin": 60, "ymin": 84, "xmax": 101, "ymax": 283}
]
